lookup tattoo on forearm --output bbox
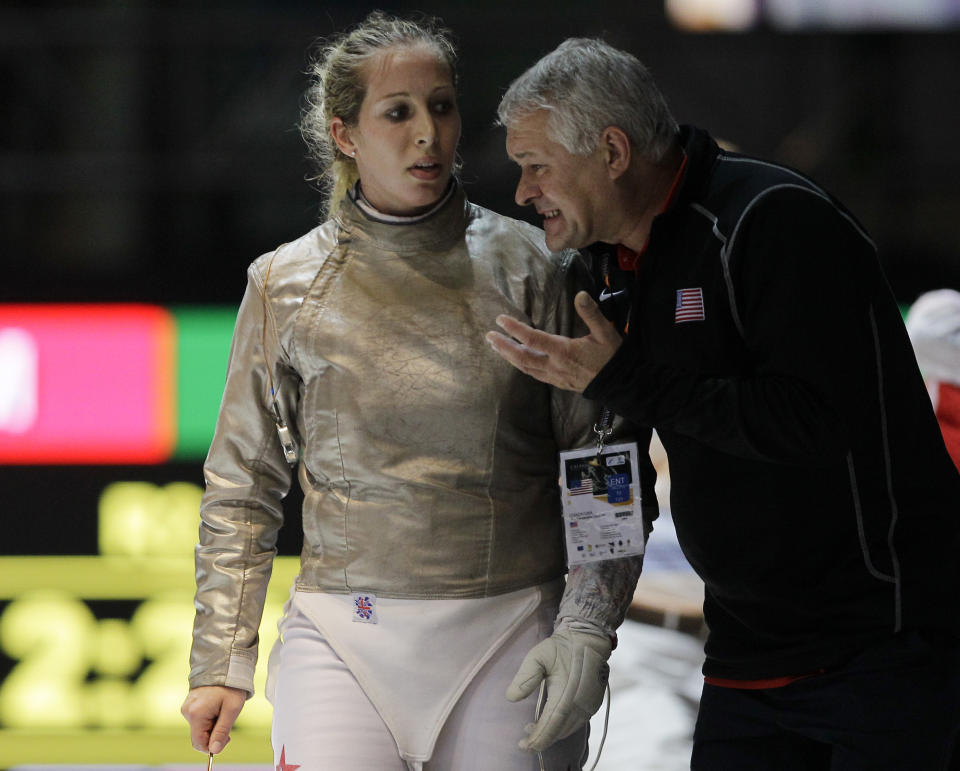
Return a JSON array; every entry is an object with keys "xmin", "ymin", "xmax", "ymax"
[{"xmin": 558, "ymin": 557, "xmax": 643, "ymax": 633}]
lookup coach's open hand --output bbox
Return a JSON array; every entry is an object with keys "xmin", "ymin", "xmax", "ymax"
[{"xmin": 486, "ymin": 291, "xmax": 622, "ymax": 392}]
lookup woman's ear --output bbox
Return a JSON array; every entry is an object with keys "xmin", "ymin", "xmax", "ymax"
[
  {"xmin": 601, "ymin": 126, "xmax": 632, "ymax": 180},
  {"xmin": 330, "ymin": 117, "xmax": 356, "ymax": 157}
]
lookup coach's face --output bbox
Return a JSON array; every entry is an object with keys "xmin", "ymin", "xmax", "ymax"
[{"xmin": 506, "ymin": 110, "xmax": 613, "ymax": 251}]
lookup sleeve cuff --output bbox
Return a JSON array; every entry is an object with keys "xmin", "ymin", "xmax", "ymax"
[
  {"xmin": 584, "ymin": 339, "xmax": 641, "ymax": 404},
  {"xmin": 223, "ymin": 652, "xmax": 256, "ymax": 698}
]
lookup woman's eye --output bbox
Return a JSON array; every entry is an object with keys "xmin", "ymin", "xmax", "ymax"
[
  {"xmin": 432, "ymin": 100, "xmax": 455, "ymax": 115},
  {"xmin": 386, "ymin": 105, "xmax": 409, "ymax": 121}
]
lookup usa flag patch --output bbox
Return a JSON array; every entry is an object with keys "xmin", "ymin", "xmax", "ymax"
[
  {"xmin": 675, "ymin": 288, "xmax": 705, "ymax": 323},
  {"xmin": 352, "ymin": 592, "xmax": 378, "ymax": 624}
]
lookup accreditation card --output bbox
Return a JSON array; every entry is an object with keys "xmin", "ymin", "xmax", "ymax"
[{"xmin": 559, "ymin": 441, "xmax": 645, "ymax": 566}]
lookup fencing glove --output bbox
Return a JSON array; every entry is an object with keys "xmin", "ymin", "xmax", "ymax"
[{"xmin": 505, "ymin": 620, "xmax": 612, "ymax": 752}]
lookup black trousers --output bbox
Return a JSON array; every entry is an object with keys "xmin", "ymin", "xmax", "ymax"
[{"xmin": 692, "ymin": 632, "xmax": 960, "ymax": 770}]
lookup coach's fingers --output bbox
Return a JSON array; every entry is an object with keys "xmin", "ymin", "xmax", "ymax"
[
  {"xmin": 486, "ymin": 330, "xmax": 551, "ymax": 375},
  {"xmin": 574, "ymin": 291, "xmax": 620, "ymax": 343},
  {"xmin": 493, "ymin": 315, "xmax": 565, "ymax": 356}
]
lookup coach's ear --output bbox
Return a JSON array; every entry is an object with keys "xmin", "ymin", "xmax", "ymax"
[{"xmin": 600, "ymin": 126, "xmax": 631, "ymax": 180}]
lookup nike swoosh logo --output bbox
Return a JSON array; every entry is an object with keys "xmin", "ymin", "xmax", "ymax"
[{"xmin": 598, "ymin": 287, "xmax": 627, "ymax": 302}]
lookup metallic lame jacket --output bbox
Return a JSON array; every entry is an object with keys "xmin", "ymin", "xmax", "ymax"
[{"xmin": 188, "ymin": 185, "xmax": 598, "ymax": 690}]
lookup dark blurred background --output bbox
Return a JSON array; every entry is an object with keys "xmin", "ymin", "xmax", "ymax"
[
  {"xmin": 3, "ymin": 0, "xmax": 960, "ymax": 309},
  {"xmin": 3, "ymin": 0, "xmax": 960, "ymax": 560},
  {"xmin": 1, "ymin": 4, "xmax": 958, "ymax": 763}
]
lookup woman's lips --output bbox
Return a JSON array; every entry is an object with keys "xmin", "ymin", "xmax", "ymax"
[{"xmin": 409, "ymin": 162, "xmax": 442, "ymax": 180}]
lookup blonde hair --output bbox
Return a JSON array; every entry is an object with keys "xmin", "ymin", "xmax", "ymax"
[{"xmin": 300, "ymin": 11, "xmax": 458, "ymax": 218}]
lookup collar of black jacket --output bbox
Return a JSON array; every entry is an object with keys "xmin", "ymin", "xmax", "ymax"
[
  {"xmin": 582, "ymin": 125, "xmax": 719, "ymax": 265},
  {"xmin": 673, "ymin": 125, "xmax": 721, "ymax": 210}
]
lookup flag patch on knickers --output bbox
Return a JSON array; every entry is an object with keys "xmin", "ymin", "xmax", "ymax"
[{"xmin": 352, "ymin": 592, "xmax": 378, "ymax": 623}]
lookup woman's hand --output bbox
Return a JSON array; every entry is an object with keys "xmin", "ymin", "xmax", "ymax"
[{"xmin": 181, "ymin": 685, "xmax": 247, "ymax": 755}]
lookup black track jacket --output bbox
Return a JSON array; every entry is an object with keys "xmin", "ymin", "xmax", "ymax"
[{"xmin": 584, "ymin": 126, "xmax": 960, "ymax": 679}]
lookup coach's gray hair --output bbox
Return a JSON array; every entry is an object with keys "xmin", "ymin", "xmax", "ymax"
[
  {"xmin": 498, "ymin": 38, "xmax": 678, "ymax": 161},
  {"xmin": 300, "ymin": 11, "xmax": 458, "ymax": 217}
]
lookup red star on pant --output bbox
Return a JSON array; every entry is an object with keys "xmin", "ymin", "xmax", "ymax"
[{"xmin": 276, "ymin": 746, "xmax": 300, "ymax": 771}]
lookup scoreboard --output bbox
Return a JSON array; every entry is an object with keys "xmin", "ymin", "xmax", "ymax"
[{"xmin": 0, "ymin": 304, "xmax": 296, "ymax": 765}]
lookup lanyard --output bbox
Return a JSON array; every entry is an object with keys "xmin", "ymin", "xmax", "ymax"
[
  {"xmin": 593, "ymin": 405, "xmax": 614, "ymax": 457},
  {"xmin": 592, "ymin": 250, "xmax": 631, "ymax": 457}
]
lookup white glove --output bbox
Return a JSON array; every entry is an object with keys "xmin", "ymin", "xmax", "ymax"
[{"xmin": 505, "ymin": 622, "xmax": 612, "ymax": 752}]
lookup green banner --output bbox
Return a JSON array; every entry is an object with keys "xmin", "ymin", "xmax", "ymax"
[{"xmin": 172, "ymin": 306, "xmax": 237, "ymax": 460}]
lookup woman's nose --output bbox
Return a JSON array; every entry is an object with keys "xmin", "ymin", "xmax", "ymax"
[{"xmin": 415, "ymin": 116, "xmax": 437, "ymax": 148}]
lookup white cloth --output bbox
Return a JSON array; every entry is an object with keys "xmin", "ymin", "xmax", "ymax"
[
  {"xmin": 268, "ymin": 581, "xmax": 589, "ymax": 769},
  {"xmin": 906, "ymin": 288, "xmax": 960, "ymax": 386}
]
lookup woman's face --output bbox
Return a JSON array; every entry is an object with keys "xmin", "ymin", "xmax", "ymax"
[{"xmin": 333, "ymin": 44, "xmax": 460, "ymax": 216}]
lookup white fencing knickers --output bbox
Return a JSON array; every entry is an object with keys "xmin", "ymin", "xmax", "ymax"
[{"xmin": 267, "ymin": 582, "xmax": 589, "ymax": 770}]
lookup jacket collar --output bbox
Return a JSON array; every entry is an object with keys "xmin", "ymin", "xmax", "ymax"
[
  {"xmin": 670, "ymin": 125, "xmax": 721, "ymax": 211},
  {"xmin": 335, "ymin": 178, "xmax": 470, "ymax": 254},
  {"xmin": 632, "ymin": 126, "xmax": 721, "ymax": 256},
  {"xmin": 583, "ymin": 127, "xmax": 718, "ymax": 262}
]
